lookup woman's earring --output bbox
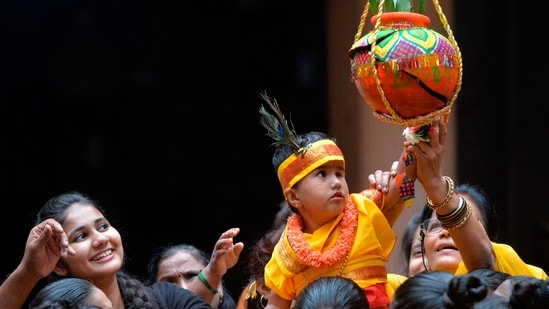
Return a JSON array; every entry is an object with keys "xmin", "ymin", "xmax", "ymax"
[{"xmin": 260, "ymin": 295, "xmax": 268, "ymax": 308}]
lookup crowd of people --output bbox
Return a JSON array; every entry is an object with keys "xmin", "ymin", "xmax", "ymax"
[{"xmin": 0, "ymin": 93, "xmax": 547, "ymax": 308}]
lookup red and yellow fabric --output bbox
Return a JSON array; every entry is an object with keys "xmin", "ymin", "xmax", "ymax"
[
  {"xmin": 264, "ymin": 193, "xmax": 396, "ymax": 308},
  {"xmin": 277, "ymin": 139, "xmax": 344, "ymax": 190}
]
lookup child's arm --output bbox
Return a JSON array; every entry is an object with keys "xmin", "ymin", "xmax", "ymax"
[{"xmin": 362, "ymin": 146, "xmax": 417, "ymax": 226}]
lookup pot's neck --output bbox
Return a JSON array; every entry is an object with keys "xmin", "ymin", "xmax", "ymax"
[{"xmin": 370, "ymin": 12, "xmax": 430, "ymax": 28}]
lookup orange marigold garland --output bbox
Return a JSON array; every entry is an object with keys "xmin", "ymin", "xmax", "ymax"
[{"xmin": 286, "ymin": 201, "xmax": 358, "ymax": 268}]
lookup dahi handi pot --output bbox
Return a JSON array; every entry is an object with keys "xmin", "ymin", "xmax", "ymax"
[{"xmin": 349, "ymin": 12, "xmax": 462, "ymax": 127}]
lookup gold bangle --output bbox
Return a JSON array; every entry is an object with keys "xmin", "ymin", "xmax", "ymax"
[
  {"xmin": 426, "ymin": 176, "xmax": 454, "ymax": 210},
  {"xmin": 437, "ymin": 196, "xmax": 472, "ymax": 230}
]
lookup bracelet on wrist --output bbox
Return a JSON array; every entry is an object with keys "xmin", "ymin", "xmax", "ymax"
[
  {"xmin": 198, "ymin": 270, "xmax": 218, "ymax": 294},
  {"xmin": 436, "ymin": 195, "xmax": 473, "ymax": 230},
  {"xmin": 396, "ymin": 173, "xmax": 415, "ymax": 208},
  {"xmin": 426, "ymin": 176, "xmax": 454, "ymax": 210}
]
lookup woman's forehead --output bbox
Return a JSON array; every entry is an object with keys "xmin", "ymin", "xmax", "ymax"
[{"xmin": 62, "ymin": 204, "xmax": 104, "ymax": 228}]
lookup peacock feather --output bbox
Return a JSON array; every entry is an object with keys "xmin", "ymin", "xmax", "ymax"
[{"xmin": 259, "ymin": 92, "xmax": 300, "ymax": 150}]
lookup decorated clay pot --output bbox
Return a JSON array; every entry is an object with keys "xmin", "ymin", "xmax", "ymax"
[{"xmin": 349, "ymin": 12, "xmax": 461, "ymax": 126}]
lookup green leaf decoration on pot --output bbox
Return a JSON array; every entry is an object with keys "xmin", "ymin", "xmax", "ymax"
[{"xmin": 369, "ymin": 0, "xmax": 424, "ymax": 14}]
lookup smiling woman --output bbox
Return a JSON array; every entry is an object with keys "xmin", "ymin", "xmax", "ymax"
[
  {"xmin": 417, "ymin": 183, "xmax": 547, "ymax": 278},
  {"xmin": 0, "ymin": 191, "xmax": 216, "ymax": 309}
]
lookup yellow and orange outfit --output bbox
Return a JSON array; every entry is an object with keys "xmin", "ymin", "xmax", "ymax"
[{"xmin": 264, "ymin": 192, "xmax": 395, "ymax": 309}]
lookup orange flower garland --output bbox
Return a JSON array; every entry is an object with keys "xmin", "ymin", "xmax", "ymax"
[{"xmin": 286, "ymin": 201, "xmax": 358, "ymax": 268}]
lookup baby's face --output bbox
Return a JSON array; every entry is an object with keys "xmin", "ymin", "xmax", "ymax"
[{"xmin": 292, "ymin": 160, "xmax": 348, "ymax": 231}]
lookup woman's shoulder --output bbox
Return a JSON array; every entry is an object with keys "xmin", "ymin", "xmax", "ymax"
[{"xmin": 148, "ymin": 282, "xmax": 215, "ymax": 309}]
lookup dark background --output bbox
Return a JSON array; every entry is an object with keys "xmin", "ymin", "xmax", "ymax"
[
  {"xmin": 2, "ymin": 0, "xmax": 327, "ymax": 300},
  {"xmin": 2, "ymin": 0, "xmax": 547, "ymax": 302}
]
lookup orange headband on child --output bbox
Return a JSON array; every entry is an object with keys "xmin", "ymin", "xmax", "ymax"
[{"xmin": 277, "ymin": 139, "xmax": 345, "ymax": 190}]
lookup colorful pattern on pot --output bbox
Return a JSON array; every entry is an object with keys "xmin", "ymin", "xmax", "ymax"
[{"xmin": 349, "ymin": 12, "xmax": 460, "ymax": 123}]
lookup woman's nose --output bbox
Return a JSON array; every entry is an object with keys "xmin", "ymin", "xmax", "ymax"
[
  {"xmin": 93, "ymin": 231, "xmax": 108, "ymax": 246},
  {"xmin": 439, "ymin": 228, "xmax": 451, "ymax": 237}
]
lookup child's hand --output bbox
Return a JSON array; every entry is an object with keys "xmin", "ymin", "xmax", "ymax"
[{"xmin": 368, "ymin": 161, "xmax": 399, "ymax": 193}]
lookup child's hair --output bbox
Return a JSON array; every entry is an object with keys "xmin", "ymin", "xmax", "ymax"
[
  {"xmin": 271, "ymin": 131, "xmax": 332, "ymax": 169},
  {"xmin": 29, "ymin": 278, "xmax": 104, "ymax": 309},
  {"xmin": 30, "ymin": 299, "xmax": 103, "ymax": 309},
  {"xmin": 293, "ymin": 276, "xmax": 370, "ymax": 309},
  {"xmin": 259, "ymin": 93, "xmax": 343, "ymax": 192},
  {"xmin": 391, "ymin": 271, "xmax": 488, "ymax": 308},
  {"xmin": 467, "ymin": 268, "xmax": 510, "ymax": 292},
  {"xmin": 507, "ymin": 275, "xmax": 549, "ymax": 309}
]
